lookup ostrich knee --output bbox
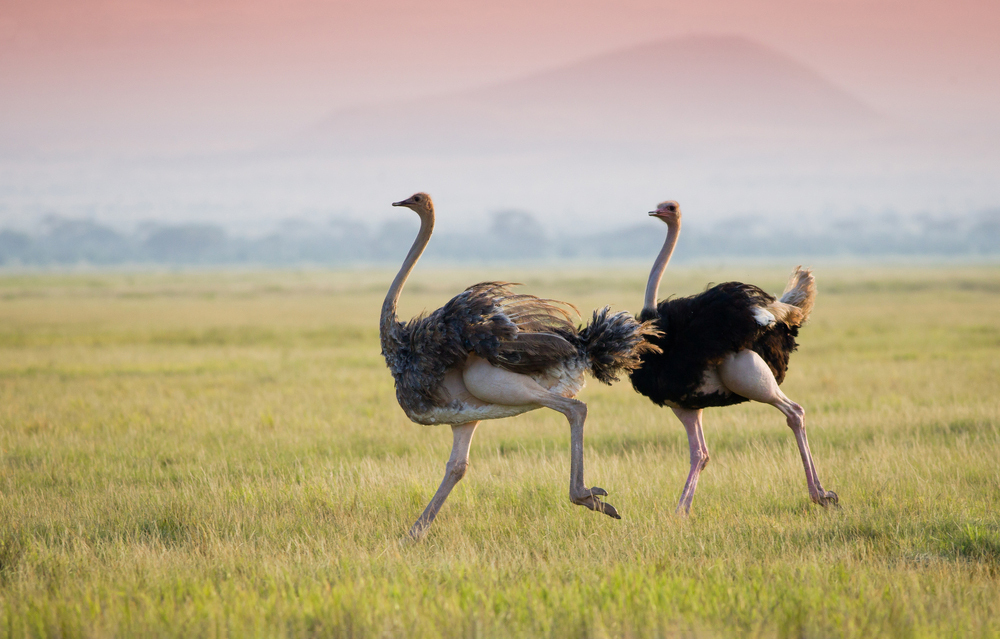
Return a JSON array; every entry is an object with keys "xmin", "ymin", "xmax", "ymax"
[
  {"xmin": 694, "ymin": 447, "xmax": 710, "ymax": 471},
  {"xmin": 446, "ymin": 459, "xmax": 469, "ymax": 482},
  {"xmin": 783, "ymin": 402, "xmax": 805, "ymax": 431}
]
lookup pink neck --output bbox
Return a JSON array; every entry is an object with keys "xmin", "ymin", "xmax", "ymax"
[{"xmin": 643, "ymin": 220, "xmax": 680, "ymax": 313}]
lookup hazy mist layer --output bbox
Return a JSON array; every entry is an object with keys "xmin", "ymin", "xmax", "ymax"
[{"xmin": 2, "ymin": 0, "xmax": 998, "ymax": 255}]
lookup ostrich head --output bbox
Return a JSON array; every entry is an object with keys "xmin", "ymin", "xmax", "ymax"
[
  {"xmin": 649, "ymin": 200, "xmax": 681, "ymax": 225},
  {"xmin": 392, "ymin": 192, "xmax": 434, "ymax": 220}
]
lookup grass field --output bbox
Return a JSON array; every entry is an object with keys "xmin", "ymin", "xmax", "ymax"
[{"xmin": 1, "ymin": 265, "xmax": 999, "ymax": 638}]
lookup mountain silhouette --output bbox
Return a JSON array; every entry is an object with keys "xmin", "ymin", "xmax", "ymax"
[{"xmin": 289, "ymin": 35, "xmax": 887, "ymax": 155}]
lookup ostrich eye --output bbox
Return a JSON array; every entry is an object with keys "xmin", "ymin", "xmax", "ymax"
[{"xmin": 414, "ymin": 196, "xmax": 421, "ymax": 202}]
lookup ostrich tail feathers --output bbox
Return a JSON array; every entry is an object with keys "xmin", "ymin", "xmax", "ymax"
[
  {"xmin": 577, "ymin": 307, "xmax": 662, "ymax": 385},
  {"xmin": 773, "ymin": 266, "xmax": 816, "ymax": 327}
]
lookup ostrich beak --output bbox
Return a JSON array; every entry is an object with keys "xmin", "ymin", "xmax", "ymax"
[{"xmin": 392, "ymin": 200, "xmax": 406, "ymax": 207}]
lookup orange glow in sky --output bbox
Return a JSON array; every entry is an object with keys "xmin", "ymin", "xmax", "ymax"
[{"xmin": 2, "ymin": 0, "xmax": 998, "ymax": 153}]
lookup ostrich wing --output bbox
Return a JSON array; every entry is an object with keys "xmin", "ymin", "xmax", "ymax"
[
  {"xmin": 465, "ymin": 283, "xmax": 579, "ymax": 372},
  {"xmin": 387, "ymin": 282, "xmax": 579, "ymax": 409}
]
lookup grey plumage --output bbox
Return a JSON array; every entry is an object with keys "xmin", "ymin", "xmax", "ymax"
[
  {"xmin": 381, "ymin": 281, "xmax": 655, "ymax": 415},
  {"xmin": 571, "ymin": 307, "xmax": 661, "ymax": 384},
  {"xmin": 382, "ymin": 192, "xmax": 655, "ymax": 536}
]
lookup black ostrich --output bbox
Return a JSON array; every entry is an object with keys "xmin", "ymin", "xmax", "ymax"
[
  {"xmin": 629, "ymin": 200, "xmax": 838, "ymax": 513},
  {"xmin": 381, "ymin": 193, "xmax": 658, "ymax": 539}
]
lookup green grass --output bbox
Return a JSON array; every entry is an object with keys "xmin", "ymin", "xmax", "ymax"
[{"xmin": 1, "ymin": 265, "xmax": 999, "ymax": 638}]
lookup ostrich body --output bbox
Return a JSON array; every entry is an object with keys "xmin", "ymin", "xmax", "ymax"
[
  {"xmin": 629, "ymin": 200, "xmax": 838, "ymax": 513},
  {"xmin": 381, "ymin": 193, "xmax": 657, "ymax": 539}
]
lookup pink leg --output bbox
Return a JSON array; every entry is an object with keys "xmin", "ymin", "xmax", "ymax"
[
  {"xmin": 673, "ymin": 408, "xmax": 709, "ymax": 514},
  {"xmin": 719, "ymin": 350, "xmax": 838, "ymax": 507}
]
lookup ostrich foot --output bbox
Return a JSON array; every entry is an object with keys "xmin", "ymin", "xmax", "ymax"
[
  {"xmin": 407, "ymin": 520, "xmax": 431, "ymax": 541},
  {"xmin": 571, "ymin": 487, "xmax": 621, "ymax": 519},
  {"xmin": 811, "ymin": 489, "xmax": 840, "ymax": 508}
]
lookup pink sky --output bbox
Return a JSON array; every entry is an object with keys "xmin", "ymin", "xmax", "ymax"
[{"xmin": 2, "ymin": 0, "xmax": 999, "ymax": 153}]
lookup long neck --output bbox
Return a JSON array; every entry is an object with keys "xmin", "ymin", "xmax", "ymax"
[
  {"xmin": 381, "ymin": 212, "xmax": 434, "ymax": 337},
  {"xmin": 642, "ymin": 220, "xmax": 680, "ymax": 313}
]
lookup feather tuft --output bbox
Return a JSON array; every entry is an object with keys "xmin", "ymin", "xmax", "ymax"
[{"xmin": 576, "ymin": 307, "xmax": 661, "ymax": 384}]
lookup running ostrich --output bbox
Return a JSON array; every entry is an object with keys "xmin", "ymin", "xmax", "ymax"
[
  {"xmin": 381, "ymin": 193, "xmax": 658, "ymax": 539},
  {"xmin": 630, "ymin": 200, "xmax": 838, "ymax": 514}
]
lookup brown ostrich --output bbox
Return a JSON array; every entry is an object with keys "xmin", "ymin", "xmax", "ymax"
[
  {"xmin": 629, "ymin": 200, "xmax": 838, "ymax": 514},
  {"xmin": 381, "ymin": 192, "xmax": 658, "ymax": 539}
]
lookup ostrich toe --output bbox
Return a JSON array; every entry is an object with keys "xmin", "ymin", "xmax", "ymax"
[
  {"xmin": 812, "ymin": 489, "xmax": 839, "ymax": 508},
  {"xmin": 571, "ymin": 487, "xmax": 621, "ymax": 519}
]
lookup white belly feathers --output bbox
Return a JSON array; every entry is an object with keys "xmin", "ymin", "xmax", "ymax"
[{"xmin": 409, "ymin": 360, "xmax": 588, "ymax": 426}]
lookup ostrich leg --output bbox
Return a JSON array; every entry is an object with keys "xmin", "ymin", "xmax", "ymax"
[
  {"xmin": 462, "ymin": 356, "xmax": 620, "ymax": 518},
  {"xmin": 673, "ymin": 408, "xmax": 709, "ymax": 514},
  {"xmin": 719, "ymin": 350, "xmax": 838, "ymax": 507},
  {"xmin": 409, "ymin": 421, "xmax": 479, "ymax": 540},
  {"xmin": 558, "ymin": 394, "xmax": 620, "ymax": 518}
]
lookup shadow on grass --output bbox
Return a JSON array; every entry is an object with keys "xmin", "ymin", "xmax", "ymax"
[
  {"xmin": 938, "ymin": 522, "xmax": 1000, "ymax": 568},
  {"xmin": 814, "ymin": 517, "xmax": 1000, "ymax": 572}
]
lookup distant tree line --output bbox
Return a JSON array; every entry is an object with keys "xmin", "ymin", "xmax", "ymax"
[{"xmin": 0, "ymin": 209, "xmax": 997, "ymax": 266}]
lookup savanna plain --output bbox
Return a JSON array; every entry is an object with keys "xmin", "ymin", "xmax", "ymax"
[{"xmin": 1, "ymin": 265, "xmax": 999, "ymax": 638}]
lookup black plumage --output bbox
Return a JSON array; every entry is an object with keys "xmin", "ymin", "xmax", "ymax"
[
  {"xmin": 630, "ymin": 282, "xmax": 799, "ymax": 409},
  {"xmin": 632, "ymin": 199, "xmax": 836, "ymax": 514}
]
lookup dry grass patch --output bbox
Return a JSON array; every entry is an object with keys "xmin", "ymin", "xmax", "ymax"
[{"xmin": 1, "ymin": 265, "xmax": 998, "ymax": 637}]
